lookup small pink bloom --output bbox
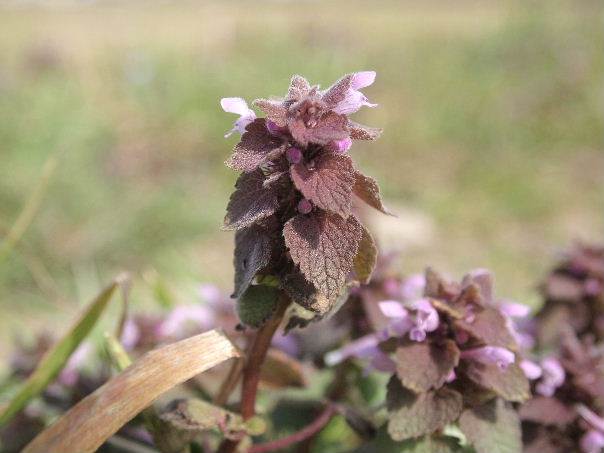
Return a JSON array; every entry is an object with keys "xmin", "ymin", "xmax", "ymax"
[
  {"xmin": 409, "ymin": 328, "xmax": 426, "ymax": 342},
  {"xmin": 297, "ymin": 198, "xmax": 313, "ymax": 214},
  {"xmin": 578, "ymin": 404, "xmax": 604, "ymax": 433},
  {"xmin": 412, "ymin": 299, "xmax": 439, "ymax": 333},
  {"xmin": 120, "ymin": 318, "xmax": 141, "ymax": 351},
  {"xmin": 286, "ymin": 147, "xmax": 303, "ymax": 164},
  {"xmin": 499, "ymin": 300, "xmax": 531, "ymax": 318},
  {"xmin": 328, "ymin": 137, "xmax": 352, "ymax": 153},
  {"xmin": 199, "ymin": 283, "xmax": 222, "ymax": 305},
  {"xmin": 461, "ymin": 346, "xmax": 515, "ymax": 370},
  {"xmin": 324, "ymin": 334, "xmax": 379, "ymax": 366},
  {"xmin": 520, "ymin": 359, "xmax": 542, "ymax": 380},
  {"xmin": 220, "ymin": 97, "xmax": 256, "ymax": 137},
  {"xmin": 379, "ymin": 300, "xmax": 408, "ymax": 319},
  {"xmin": 157, "ymin": 304, "xmax": 215, "ymax": 339},
  {"xmin": 536, "ymin": 357, "xmax": 565, "ymax": 396},
  {"xmin": 581, "ymin": 430, "xmax": 604, "ymax": 453},
  {"xmin": 331, "ymin": 71, "xmax": 378, "ymax": 115},
  {"xmin": 585, "ymin": 278, "xmax": 603, "ymax": 297},
  {"xmin": 446, "ymin": 370, "xmax": 457, "ymax": 383},
  {"xmin": 401, "ymin": 274, "xmax": 426, "ymax": 301}
]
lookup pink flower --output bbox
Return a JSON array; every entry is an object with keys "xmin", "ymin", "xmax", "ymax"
[
  {"xmin": 400, "ymin": 274, "xmax": 426, "ymax": 301},
  {"xmin": 331, "ymin": 71, "xmax": 378, "ymax": 115},
  {"xmin": 220, "ymin": 97, "xmax": 256, "ymax": 137},
  {"xmin": 535, "ymin": 357, "xmax": 565, "ymax": 396},
  {"xmin": 120, "ymin": 318, "xmax": 141, "ymax": 351},
  {"xmin": 578, "ymin": 404, "xmax": 604, "ymax": 433},
  {"xmin": 297, "ymin": 198, "xmax": 313, "ymax": 214},
  {"xmin": 328, "ymin": 137, "xmax": 352, "ymax": 153},
  {"xmin": 157, "ymin": 304, "xmax": 215, "ymax": 339},
  {"xmin": 520, "ymin": 359, "xmax": 543, "ymax": 380},
  {"xmin": 324, "ymin": 334, "xmax": 396, "ymax": 373},
  {"xmin": 581, "ymin": 430, "xmax": 604, "ymax": 453},
  {"xmin": 499, "ymin": 300, "xmax": 531, "ymax": 318},
  {"xmin": 378, "ymin": 298, "xmax": 438, "ymax": 342},
  {"xmin": 460, "ymin": 346, "xmax": 515, "ymax": 370}
]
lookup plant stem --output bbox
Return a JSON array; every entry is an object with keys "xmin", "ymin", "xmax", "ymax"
[
  {"xmin": 217, "ymin": 293, "xmax": 290, "ymax": 453},
  {"xmin": 249, "ymin": 404, "xmax": 336, "ymax": 453}
]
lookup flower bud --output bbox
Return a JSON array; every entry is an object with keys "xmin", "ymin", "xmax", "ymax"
[{"xmin": 297, "ymin": 198, "xmax": 313, "ymax": 214}]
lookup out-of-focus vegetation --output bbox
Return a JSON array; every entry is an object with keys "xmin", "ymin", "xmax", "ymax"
[{"xmin": 0, "ymin": 0, "xmax": 602, "ymax": 359}]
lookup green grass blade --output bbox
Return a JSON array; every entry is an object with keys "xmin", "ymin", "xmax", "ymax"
[
  {"xmin": 0, "ymin": 276, "xmax": 124, "ymax": 426},
  {"xmin": 0, "ymin": 153, "xmax": 59, "ymax": 265}
]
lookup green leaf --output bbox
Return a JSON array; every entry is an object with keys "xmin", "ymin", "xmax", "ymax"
[
  {"xmin": 0, "ymin": 276, "xmax": 124, "ymax": 426},
  {"xmin": 395, "ymin": 340, "xmax": 460, "ymax": 393},
  {"xmin": 353, "ymin": 427, "xmax": 463, "ymax": 453},
  {"xmin": 459, "ymin": 398, "xmax": 521, "ymax": 453},
  {"xmin": 387, "ymin": 376, "xmax": 463, "ymax": 441},
  {"xmin": 237, "ymin": 285, "xmax": 280, "ymax": 327}
]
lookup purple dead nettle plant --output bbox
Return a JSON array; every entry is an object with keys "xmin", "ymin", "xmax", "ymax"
[
  {"xmin": 218, "ymin": 72, "xmax": 387, "ymax": 449},
  {"xmin": 327, "ymin": 266, "xmax": 532, "ymax": 452}
]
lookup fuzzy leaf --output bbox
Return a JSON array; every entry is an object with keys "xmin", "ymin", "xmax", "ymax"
[
  {"xmin": 233, "ymin": 224, "xmax": 273, "ymax": 298},
  {"xmin": 291, "ymin": 153, "xmax": 355, "ymax": 218},
  {"xmin": 288, "ymin": 75, "xmax": 311, "ymax": 100},
  {"xmin": 387, "ymin": 376, "xmax": 463, "ymax": 441},
  {"xmin": 226, "ymin": 118, "xmax": 285, "ymax": 172},
  {"xmin": 288, "ymin": 111, "xmax": 349, "ymax": 147},
  {"xmin": 224, "ymin": 170, "xmax": 279, "ymax": 231},
  {"xmin": 284, "ymin": 211, "xmax": 362, "ymax": 302},
  {"xmin": 459, "ymin": 398, "xmax": 522, "ymax": 453},
  {"xmin": 252, "ymin": 99, "xmax": 288, "ymax": 127},
  {"xmin": 395, "ymin": 340, "xmax": 460, "ymax": 393},
  {"xmin": 354, "ymin": 224, "xmax": 378, "ymax": 284},
  {"xmin": 464, "ymin": 361, "xmax": 530, "ymax": 403},
  {"xmin": 322, "ymin": 73, "xmax": 353, "ymax": 107},
  {"xmin": 282, "ymin": 272, "xmax": 331, "ymax": 314},
  {"xmin": 455, "ymin": 307, "xmax": 517, "ymax": 350},
  {"xmin": 353, "ymin": 171, "xmax": 392, "ymax": 215},
  {"xmin": 237, "ymin": 285, "xmax": 280, "ymax": 328},
  {"xmin": 349, "ymin": 121, "xmax": 383, "ymax": 140}
]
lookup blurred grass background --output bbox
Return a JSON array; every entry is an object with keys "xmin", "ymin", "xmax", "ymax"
[{"xmin": 0, "ymin": 0, "xmax": 602, "ymax": 360}]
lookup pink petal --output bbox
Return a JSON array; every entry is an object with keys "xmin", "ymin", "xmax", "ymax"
[
  {"xmin": 220, "ymin": 97, "xmax": 252, "ymax": 116},
  {"xmin": 378, "ymin": 300, "xmax": 408, "ymax": 319},
  {"xmin": 500, "ymin": 300, "xmax": 531, "ymax": 318},
  {"xmin": 329, "ymin": 137, "xmax": 352, "ymax": 153},
  {"xmin": 324, "ymin": 335, "xmax": 379, "ymax": 366},
  {"xmin": 401, "ymin": 274, "xmax": 426, "ymax": 300},
  {"xmin": 351, "ymin": 71, "xmax": 376, "ymax": 90},
  {"xmin": 578, "ymin": 404, "xmax": 604, "ymax": 433},
  {"xmin": 520, "ymin": 359, "xmax": 542, "ymax": 380},
  {"xmin": 581, "ymin": 430, "xmax": 604, "ymax": 453},
  {"xmin": 461, "ymin": 346, "xmax": 515, "ymax": 370}
]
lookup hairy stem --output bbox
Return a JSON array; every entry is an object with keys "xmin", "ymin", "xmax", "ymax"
[
  {"xmin": 249, "ymin": 404, "xmax": 336, "ymax": 453},
  {"xmin": 217, "ymin": 293, "xmax": 290, "ymax": 453}
]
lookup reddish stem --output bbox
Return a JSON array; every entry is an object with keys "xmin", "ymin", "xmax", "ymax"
[
  {"xmin": 217, "ymin": 294, "xmax": 289, "ymax": 453},
  {"xmin": 249, "ymin": 405, "xmax": 336, "ymax": 453}
]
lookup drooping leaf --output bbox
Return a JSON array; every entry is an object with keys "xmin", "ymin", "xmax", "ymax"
[
  {"xmin": 284, "ymin": 211, "xmax": 362, "ymax": 302},
  {"xmin": 253, "ymin": 99, "xmax": 288, "ymax": 127},
  {"xmin": 288, "ymin": 111, "xmax": 349, "ymax": 147},
  {"xmin": 237, "ymin": 285, "xmax": 280, "ymax": 328},
  {"xmin": 233, "ymin": 223, "xmax": 274, "ymax": 298},
  {"xmin": 0, "ymin": 276, "xmax": 126, "ymax": 427},
  {"xmin": 395, "ymin": 340, "xmax": 460, "ymax": 393},
  {"xmin": 226, "ymin": 118, "xmax": 285, "ymax": 172},
  {"xmin": 455, "ymin": 307, "xmax": 517, "ymax": 350},
  {"xmin": 291, "ymin": 153, "xmax": 356, "ymax": 218},
  {"xmin": 353, "ymin": 171, "xmax": 392, "ymax": 215},
  {"xmin": 223, "ymin": 170, "xmax": 280, "ymax": 231},
  {"xmin": 386, "ymin": 376, "xmax": 463, "ymax": 441},
  {"xmin": 23, "ymin": 330, "xmax": 240, "ymax": 453},
  {"xmin": 349, "ymin": 121, "xmax": 383, "ymax": 140},
  {"xmin": 463, "ymin": 361, "xmax": 530, "ymax": 403},
  {"xmin": 459, "ymin": 398, "xmax": 522, "ymax": 453},
  {"xmin": 353, "ymin": 224, "xmax": 378, "ymax": 284}
]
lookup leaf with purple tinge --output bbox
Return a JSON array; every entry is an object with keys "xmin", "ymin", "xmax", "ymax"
[
  {"xmin": 233, "ymin": 224, "xmax": 274, "ymax": 298},
  {"xmin": 349, "ymin": 121, "xmax": 383, "ymax": 140},
  {"xmin": 253, "ymin": 99, "xmax": 288, "ymax": 127},
  {"xmin": 281, "ymin": 272, "xmax": 331, "ymax": 314},
  {"xmin": 395, "ymin": 340, "xmax": 460, "ymax": 393},
  {"xmin": 284, "ymin": 211, "xmax": 362, "ymax": 303},
  {"xmin": 464, "ymin": 360, "xmax": 530, "ymax": 403},
  {"xmin": 224, "ymin": 170, "xmax": 279, "ymax": 231},
  {"xmin": 322, "ymin": 74, "xmax": 354, "ymax": 107},
  {"xmin": 287, "ymin": 75, "xmax": 311, "ymax": 101},
  {"xmin": 386, "ymin": 376, "xmax": 463, "ymax": 441},
  {"xmin": 291, "ymin": 153, "xmax": 355, "ymax": 218},
  {"xmin": 288, "ymin": 111, "xmax": 349, "ymax": 147},
  {"xmin": 353, "ymin": 224, "xmax": 378, "ymax": 284},
  {"xmin": 455, "ymin": 307, "xmax": 518, "ymax": 350},
  {"xmin": 226, "ymin": 118, "xmax": 285, "ymax": 172},
  {"xmin": 519, "ymin": 396, "xmax": 577, "ymax": 426},
  {"xmin": 353, "ymin": 170, "xmax": 393, "ymax": 216},
  {"xmin": 459, "ymin": 398, "xmax": 522, "ymax": 453}
]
